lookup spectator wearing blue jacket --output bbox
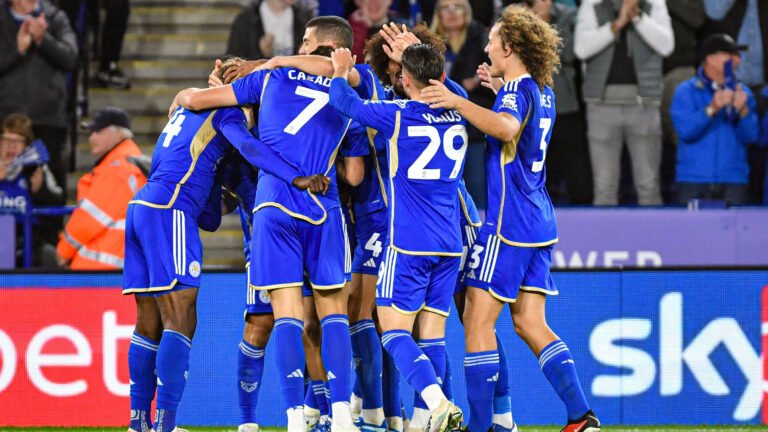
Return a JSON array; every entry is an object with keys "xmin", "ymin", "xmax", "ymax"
[{"xmin": 671, "ymin": 33, "xmax": 759, "ymax": 205}]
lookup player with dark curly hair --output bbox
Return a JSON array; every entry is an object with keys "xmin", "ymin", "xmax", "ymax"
[{"xmin": 422, "ymin": 6, "xmax": 600, "ymax": 432}]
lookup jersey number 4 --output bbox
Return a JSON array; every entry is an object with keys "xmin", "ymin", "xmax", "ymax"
[
  {"xmin": 162, "ymin": 108, "xmax": 187, "ymax": 148},
  {"xmin": 284, "ymin": 86, "xmax": 329, "ymax": 135},
  {"xmin": 407, "ymin": 125, "xmax": 468, "ymax": 180}
]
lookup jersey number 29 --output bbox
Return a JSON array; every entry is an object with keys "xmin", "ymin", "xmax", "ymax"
[{"xmin": 407, "ymin": 125, "xmax": 468, "ymax": 180}]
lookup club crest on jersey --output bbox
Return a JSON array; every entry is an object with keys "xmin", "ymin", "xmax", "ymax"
[
  {"xmin": 501, "ymin": 93, "xmax": 518, "ymax": 111},
  {"xmin": 240, "ymin": 380, "xmax": 258, "ymax": 393},
  {"xmin": 189, "ymin": 261, "xmax": 201, "ymax": 278},
  {"xmin": 259, "ymin": 290, "xmax": 271, "ymax": 304}
]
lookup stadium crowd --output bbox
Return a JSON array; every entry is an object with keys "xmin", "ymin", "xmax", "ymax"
[{"xmin": 0, "ymin": 1, "xmax": 766, "ymax": 432}]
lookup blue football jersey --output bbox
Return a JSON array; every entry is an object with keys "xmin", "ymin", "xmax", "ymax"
[
  {"xmin": 233, "ymin": 68, "xmax": 361, "ymax": 223},
  {"xmin": 330, "ymin": 78, "xmax": 468, "ymax": 256},
  {"xmin": 485, "ymin": 75, "xmax": 557, "ymax": 246},
  {"xmin": 131, "ymin": 107, "xmax": 234, "ymax": 219},
  {"xmin": 217, "ymin": 151, "xmax": 259, "ymax": 261},
  {"xmin": 132, "ymin": 106, "xmax": 296, "ymax": 220},
  {"xmin": 458, "ymin": 179, "xmax": 481, "ymax": 227}
]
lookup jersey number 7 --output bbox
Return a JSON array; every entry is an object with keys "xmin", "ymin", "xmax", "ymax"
[{"xmin": 283, "ymin": 86, "xmax": 330, "ymax": 135}]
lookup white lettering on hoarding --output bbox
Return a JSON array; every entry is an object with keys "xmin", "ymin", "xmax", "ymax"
[
  {"xmin": 0, "ymin": 329, "xmax": 16, "ymax": 393},
  {"xmin": 590, "ymin": 292, "xmax": 761, "ymax": 421},
  {"xmin": 103, "ymin": 311, "xmax": 132, "ymax": 396},
  {"xmin": 26, "ymin": 325, "xmax": 92, "ymax": 397},
  {"xmin": 0, "ymin": 312, "xmax": 132, "ymax": 398},
  {"xmin": 553, "ymin": 251, "xmax": 662, "ymax": 268}
]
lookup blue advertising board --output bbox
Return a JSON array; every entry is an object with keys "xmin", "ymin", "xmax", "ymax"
[{"xmin": 0, "ymin": 270, "xmax": 766, "ymax": 426}]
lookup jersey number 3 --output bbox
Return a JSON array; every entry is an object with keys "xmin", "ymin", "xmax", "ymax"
[
  {"xmin": 531, "ymin": 118, "xmax": 552, "ymax": 173},
  {"xmin": 407, "ymin": 125, "xmax": 468, "ymax": 180}
]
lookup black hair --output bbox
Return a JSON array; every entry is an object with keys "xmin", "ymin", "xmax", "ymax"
[
  {"xmin": 401, "ymin": 44, "xmax": 445, "ymax": 88},
  {"xmin": 306, "ymin": 16, "xmax": 354, "ymax": 49}
]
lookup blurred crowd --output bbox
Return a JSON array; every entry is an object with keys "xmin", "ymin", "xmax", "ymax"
[{"xmin": 2, "ymin": 0, "xmax": 768, "ymax": 268}]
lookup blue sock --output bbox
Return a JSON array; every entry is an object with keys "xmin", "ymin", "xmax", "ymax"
[
  {"xmin": 412, "ymin": 338, "xmax": 447, "ymax": 410},
  {"xmin": 321, "ymin": 315, "xmax": 353, "ymax": 406},
  {"xmin": 350, "ymin": 319, "xmax": 384, "ymax": 412},
  {"xmin": 274, "ymin": 318, "xmax": 306, "ymax": 410},
  {"xmin": 539, "ymin": 340, "xmax": 590, "ymax": 421},
  {"xmin": 155, "ymin": 330, "xmax": 192, "ymax": 432},
  {"xmin": 323, "ymin": 381, "xmax": 332, "ymax": 416},
  {"xmin": 493, "ymin": 334, "xmax": 512, "ymax": 417},
  {"xmin": 238, "ymin": 339, "xmax": 265, "ymax": 425},
  {"xmin": 443, "ymin": 352, "xmax": 454, "ymax": 402},
  {"xmin": 305, "ymin": 380, "xmax": 329, "ymax": 416},
  {"xmin": 464, "ymin": 351, "xmax": 499, "ymax": 432},
  {"xmin": 382, "ymin": 350, "xmax": 401, "ymax": 418},
  {"xmin": 381, "ymin": 330, "xmax": 438, "ymax": 393},
  {"xmin": 129, "ymin": 332, "xmax": 158, "ymax": 432}
]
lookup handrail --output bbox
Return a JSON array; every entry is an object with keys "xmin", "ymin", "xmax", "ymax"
[{"xmin": 0, "ymin": 205, "xmax": 76, "ymax": 268}]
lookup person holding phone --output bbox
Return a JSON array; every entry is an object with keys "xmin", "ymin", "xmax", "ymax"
[{"xmin": 670, "ymin": 33, "xmax": 759, "ymax": 205}]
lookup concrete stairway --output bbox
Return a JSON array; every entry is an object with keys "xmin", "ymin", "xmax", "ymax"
[{"xmin": 73, "ymin": 0, "xmax": 248, "ymax": 268}]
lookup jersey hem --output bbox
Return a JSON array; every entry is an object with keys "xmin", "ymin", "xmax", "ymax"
[
  {"xmin": 390, "ymin": 244, "xmax": 463, "ymax": 257},
  {"xmin": 309, "ymin": 281, "xmax": 346, "ymax": 291},
  {"xmin": 253, "ymin": 202, "xmax": 327, "ymax": 225},
  {"xmin": 496, "ymin": 234, "xmax": 559, "ymax": 248}
]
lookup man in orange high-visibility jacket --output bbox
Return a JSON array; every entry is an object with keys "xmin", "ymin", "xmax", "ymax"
[{"xmin": 57, "ymin": 107, "xmax": 147, "ymax": 269}]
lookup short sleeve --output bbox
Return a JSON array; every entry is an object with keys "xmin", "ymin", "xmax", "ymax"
[
  {"xmin": 231, "ymin": 70, "xmax": 269, "ymax": 106},
  {"xmin": 495, "ymin": 81, "xmax": 530, "ymax": 124}
]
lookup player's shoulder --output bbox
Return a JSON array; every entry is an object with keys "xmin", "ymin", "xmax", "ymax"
[
  {"xmin": 501, "ymin": 74, "xmax": 537, "ymax": 94},
  {"xmin": 277, "ymin": 66, "xmax": 333, "ymax": 89}
]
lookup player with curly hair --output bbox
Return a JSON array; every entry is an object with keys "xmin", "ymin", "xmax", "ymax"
[{"xmin": 422, "ymin": 6, "xmax": 600, "ymax": 432}]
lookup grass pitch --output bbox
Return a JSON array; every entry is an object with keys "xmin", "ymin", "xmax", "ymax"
[{"xmin": 2, "ymin": 427, "xmax": 768, "ymax": 432}]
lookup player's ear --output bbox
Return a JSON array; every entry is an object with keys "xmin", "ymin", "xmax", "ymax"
[{"xmin": 439, "ymin": 71, "xmax": 446, "ymax": 83}]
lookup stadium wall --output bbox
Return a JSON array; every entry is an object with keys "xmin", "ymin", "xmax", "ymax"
[{"xmin": 0, "ymin": 269, "xmax": 765, "ymax": 427}]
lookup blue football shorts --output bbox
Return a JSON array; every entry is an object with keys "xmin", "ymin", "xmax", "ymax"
[
  {"xmin": 462, "ymin": 228, "xmax": 558, "ymax": 303},
  {"xmin": 123, "ymin": 204, "xmax": 203, "ymax": 295},
  {"xmin": 249, "ymin": 206, "xmax": 350, "ymax": 292},
  {"xmin": 455, "ymin": 221, "xmax": 480, "ymax": 294},
  {"xmin": 245, "ymin": 261, "xmax": 273, "ymax": 316},
  {"xmin": 376, "ymin": 246, "xmax": 460, "ymax": 317},
  {"xmin": 351, "ymin": 208, "xmax": 387, "ymax": 276}
]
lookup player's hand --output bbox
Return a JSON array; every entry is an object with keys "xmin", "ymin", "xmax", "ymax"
[
  {"xmin": 27, "ymin": 13, "xmax": 47, "ymax": 45},
  {"xmin": 208, "ymin": 59, "xmax": 224, "ymax": 87},
  {"xmin": 422, "ymin": 79, "xmax": 462, "ymax": 110},
  {"xmin": 293, "ymin": 175, "xmax": 331, "ymax": 195},
  {"xmin": 223, "ymin": 59, "xmax": 263, "ymax": 84},
  {"xmin": 331, "ymin": 48, "xmax": 356, "ymax": 79},
  {"xmin": 380, "ymin": 23, "xmax": 419, "ymax": 64},
  {"xmin": 17, "ymin": 20, "xmax": 32, "ymax": 54},
  {"xmin": 0, "ymin": 162, "xmax": 8, "ymax": 181},
  {"xmin": 477, "ymin": 62, "xmax": 504, "ymax": 95},
  {"xmin": 260, "ymin": 33, "xmax": 275, "ymax": 58}
]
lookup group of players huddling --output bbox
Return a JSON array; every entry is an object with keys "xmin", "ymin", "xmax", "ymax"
[{"xmin": 122, "ymin": 6, "xmax": 601, "ymax": 432}]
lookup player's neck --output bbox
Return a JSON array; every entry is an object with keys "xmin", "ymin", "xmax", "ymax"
[
  {"xmin": 503, "ymin": 63, "xmax": 530, "ymax": 84},
  {"xmin": 406, "ymin": 85, "xmax": 428, "ymax": 103}
]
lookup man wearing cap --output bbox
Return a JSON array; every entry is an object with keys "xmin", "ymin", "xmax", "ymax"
[
  {"xmin": 56, "ymin": 106, "xmax": 147, "ymax": 269},
  {"xmin": 670, "ymin": 33, "xmax": 760, "ymax": 205}
]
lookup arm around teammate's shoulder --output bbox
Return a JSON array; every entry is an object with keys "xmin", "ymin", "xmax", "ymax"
[{"xmin": 422, "ymin": 79, "xmax": 520, "ymax": 143}]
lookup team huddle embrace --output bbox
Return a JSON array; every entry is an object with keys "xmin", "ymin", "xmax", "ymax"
[{"xmin": 122, "ymin": 6, "xmax": 600, "ymax": 432}]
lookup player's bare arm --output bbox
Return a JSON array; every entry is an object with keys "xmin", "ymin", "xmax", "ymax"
[
  {"xmin": 222, "ymin": 58, "xmax": 269, "ymax": 84},
  {"xmin": 169, "ymin": 85, "xmax": 238, "ymax": 117},
  {"xmin": 337, "ymin": 157, "xmax": 364, "ymax": 186},
  {"xmin": 258, "ymin": 54, "xmax": 362, "ymax": 87},
  {"xmin": 421, "ymin": 79, "xmax": 520, "ymax": 142}
]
